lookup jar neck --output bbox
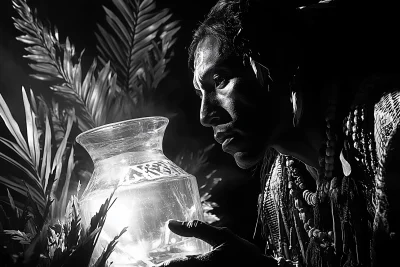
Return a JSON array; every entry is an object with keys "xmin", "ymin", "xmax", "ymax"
[{"xmin": 76, "ymin": 117, "xmax": 168, "ymax": 163}]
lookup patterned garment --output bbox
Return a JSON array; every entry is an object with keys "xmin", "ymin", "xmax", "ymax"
[{"xmin": 258, "ymin": 75, "xmax": 400, "ymax": 267}]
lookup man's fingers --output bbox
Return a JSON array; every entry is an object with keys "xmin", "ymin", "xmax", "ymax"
[
  {"xmin": 157, "ymin": 249, "xmax": 227, "ymax": 267},
  {"xmin": 157, "ymin": 255, "xmax": 203, "ymax": 267},
  {"xmin": 168, "ymin": 220, "xmax": 229, "ymax": 247}
]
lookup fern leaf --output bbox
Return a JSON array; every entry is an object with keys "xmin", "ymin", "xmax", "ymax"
[
  {"xmin": 12, "ymin": 0, "xmax": 123, "ymax": 131},
  {"xmin": 96, "ymin": 0, "xmax": 180, "ymax": 96}
]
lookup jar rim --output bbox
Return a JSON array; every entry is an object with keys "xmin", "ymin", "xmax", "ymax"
[{"xmin": 75, "ymin": 116, "xmax": 169, "ymax": 145}]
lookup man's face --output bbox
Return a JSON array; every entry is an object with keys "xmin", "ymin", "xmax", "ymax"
[{"xmin": 193, "ymin": 36, "xmax": 273, "ymax": 169}]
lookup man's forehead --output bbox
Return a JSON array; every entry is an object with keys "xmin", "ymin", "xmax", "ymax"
[{"xmin": 194, "ymin": 36, "xmax": 221, "ymax": 71}]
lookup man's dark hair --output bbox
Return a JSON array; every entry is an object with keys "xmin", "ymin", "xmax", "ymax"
[
  {"xmin": 187, "ymin": 0, "xmax": 300, "ymax": 80},
  {"xmin": 188, "ymin": 0, "xmax": 248, "ymax": 72}
]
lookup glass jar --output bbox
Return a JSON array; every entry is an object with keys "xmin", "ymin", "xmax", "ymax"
[{"xmin": 76, "ymin": 117, "xmax": 211, "ymax": 266}]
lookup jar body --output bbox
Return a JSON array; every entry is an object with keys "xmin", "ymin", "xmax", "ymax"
[{"xmin": 77, "ymin": 118, "xmax": 211, "ymax": 266}]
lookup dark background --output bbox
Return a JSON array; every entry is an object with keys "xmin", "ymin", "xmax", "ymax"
[{"xmin": 0, "ymin": 0, "xmax": 261, "ymax": 242}]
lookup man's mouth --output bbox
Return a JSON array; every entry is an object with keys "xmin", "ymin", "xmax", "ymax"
[
  {"xmin": 222, "ymin": 137, "xmax": 234, "ymax": 152},
  {"xmin": 214, "ymin": 131, "xmax": 233, "ymax": 144}
]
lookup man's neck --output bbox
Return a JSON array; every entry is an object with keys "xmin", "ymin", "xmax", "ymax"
[{"xmin": 271, "ymin": 125, "xmax": 323, "ymax": 168}]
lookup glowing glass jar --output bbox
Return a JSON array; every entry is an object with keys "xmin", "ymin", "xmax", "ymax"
[{"xmin": 76, "ymin": 117, "xmax": 211, "ymax": 266}]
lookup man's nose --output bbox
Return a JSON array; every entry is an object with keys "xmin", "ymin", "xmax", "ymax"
[{"xmin": 200, "ymin": 94, "xmax": 219, "ymax": 127}]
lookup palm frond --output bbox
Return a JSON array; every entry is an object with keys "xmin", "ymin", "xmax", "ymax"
[
  {"xmin": 0, "ymin": 87, "xmax": 77, "ymax": 220},
  {"xmin": 96, "ymin": 0, "xmax": 180, "ymax": 98},
  {"xmin": 92, "ymin": 227, "xmax": 128, "ymax": 267},
  {"xmin": 12, "ymin": 0, "xmax": 126, "ymax": 131},
  {"xmin": 0, "ymin": 89, "xmax": 30, "ymax": 157}
]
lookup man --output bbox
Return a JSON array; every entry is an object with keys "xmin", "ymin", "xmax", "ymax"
[{"xmin": 160, "ymin": 0, "xmax": 399, "ymax": 266}]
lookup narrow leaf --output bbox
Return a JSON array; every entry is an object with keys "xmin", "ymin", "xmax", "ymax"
[
  {"xmin": 0, "ymin": 94, "xmax": 29, "ymax": 154},
  {"xmin": 50, "ymin": 114, "xmax": 73, "ymax": 195},
  {"xmin": 40, "ymin": 115, "xmax": 52, "ymax": 191},
  {"xmin": 59, "ymin": 146, "xmax": 75, "ymax": 219},
  {"xmin": 22, "ymin": 87, "xmax": 38, "ymax": 168},
  {"xmin": 0, "ymin": 152, "xmax": 41, "ymax": 188},
  {"xmin": 0, "ymin": 137, "xmax": 31, "ymax": 164}
]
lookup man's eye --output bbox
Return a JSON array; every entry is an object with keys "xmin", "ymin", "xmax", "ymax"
[{"xmin": 213, "ymin": 74, "xmax": 226, "ymax": 89}]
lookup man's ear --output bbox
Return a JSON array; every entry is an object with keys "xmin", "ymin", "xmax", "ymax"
[{"xmin": 248, "ymin": 56, "xmax": 273, "ymax": 91}]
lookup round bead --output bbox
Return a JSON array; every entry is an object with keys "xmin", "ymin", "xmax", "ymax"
[
  {"xmin": 308, "ymin": 228, "xmax": 315, "ymax": 238},
  {"xmin": 324, "ymin": 181, "xmax": 330, "ymax": 192},
  {"xmin": 286, "ymin": 159, "xmax": 294, "ymax": 167},
  {"xmin": 352, "ymin": 133, "xmax": 357, "ymax": 141},
  {"xmin": 289, "ymin": 189, "xmax": 295, "ymax": 196},
  {"xmin": 298, "ymin": 212, "xmax": 306, "ymax": 222},
  {"xmin": 299, "ymin": 183, "xmax": 306, "ymax": 190},
  {"xmin": 354, "ymin": 109, "xmax": 358, "ymax": 116},
  {"xmin": 354, "ymin": 142, "xmax": 359, "ymax": 150},
  {"xmin": 328, "ymin": 231, "xmax": 333, "ymax": 239},
  {"xmin": 326, "ymin": 140, "xmax": 336, "ymax": 148},
  {"xmin": 346, "ymin": 120, "xmax": 351, "ymax": 130},
  {"xmin": 325, "ymin": 156, "xmax": 334, "ymax": 164},
  {"xmin": 319, "ymin": 232, "xmax": 328, "ymax": 240},
  {"xmin": 295, "ymin": 199, "xmax": 303, "ymax": 209},
  {"xmin": 325, "ymin": 170, "xmax": 333, "ymax": 178},
  {"xmin": 326, "ymin": 147, "xmax": 335, "ymax": 157},
  {"xmin": 326, "ymin": 130, "xmax": 335, "ymax": 141},
  {"xmin": 319, "ymin": 157, "xmax": 325, "ymax": 167},
  {"xmin": 311, "ymin": 194, "xmax": 317, "ymax": 205},
  {"xmin": 325, "ymin": 163, "xmax": 334, "ymax": 171},
  {"xmin": 313, "ymin": 229, "xmax": 320, "ymax": 238},
  {"xmin": 352, "ymin": 125, "xmax": 357, "ymax": 132},
  {"xmin": 330, "ymin": 177, "xmax": 338, "ymax": 190},
  {"xmin": 288, "ymin": 181, "xmax": 294, "ymax": 189}
]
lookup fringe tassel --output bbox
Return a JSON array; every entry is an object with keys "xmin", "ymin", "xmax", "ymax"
[
  {"xmin": 306, "ymin": 238, "xmax": 324, "ymax": 267},
  {"xmin": 306, "ymin": 238, "xmax": 336, "ymax": 267}
]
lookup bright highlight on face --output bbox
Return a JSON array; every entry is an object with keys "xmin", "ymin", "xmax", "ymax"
[{"xmin": 193, "ymin": 36, "xmax": 275, "ymax": 169}]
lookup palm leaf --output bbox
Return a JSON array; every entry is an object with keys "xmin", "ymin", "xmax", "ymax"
[
  {"xmin": 96, "ymin": 0, "xmax": 180, "ymax": 97},
  {"xmin": 57, "ymin": 146, "xmax": 75, "ymax": 220},
  {"xmin": 0, "ymin": 87, "xmax": 77, "ymax": 219},
  {"xmin": 22, "ymin": 87, "xmax": 40, "ymax": 170},
  {"xmin": 0, "ymin": 92, "xmax": 29, "ymax": 156},
  {"xmin": 12, "ymin": 0, "xmax": 127, "ymax": 131}
]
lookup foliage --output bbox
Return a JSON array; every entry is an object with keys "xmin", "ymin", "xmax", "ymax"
[
  {"xmin": 1, "ymin": 0, "xmax": 221, "ymax": 265},
  {"xmin": 96, "ymin": 0, "xmax": 180, "ymax": 115},
  {"xmin": 0, "ymin": 87, "xmax": 125, "ymax": 266},
  {"xmin": 12, "ymin": 0, "xmax": 135, "ymax": 132}
]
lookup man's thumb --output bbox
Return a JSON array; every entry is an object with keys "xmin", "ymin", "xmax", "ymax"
[{"xmin": 168, "ymin": 219, "xmax": 228, "ymax": 247}]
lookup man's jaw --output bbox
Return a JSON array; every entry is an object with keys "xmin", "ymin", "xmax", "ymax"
[{"xmin": 233, "ymin": 151, "xmax": 263, "ymax": 169}]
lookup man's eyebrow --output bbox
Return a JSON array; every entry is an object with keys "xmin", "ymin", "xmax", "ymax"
[{"xmin": 193, "ymin": 60, "xmax": 230, "ymax": 90}]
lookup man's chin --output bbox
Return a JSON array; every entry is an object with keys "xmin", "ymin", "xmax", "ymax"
[{"xmin": 233, "ymin": 152, "xmax": 263, "ymax": 169}]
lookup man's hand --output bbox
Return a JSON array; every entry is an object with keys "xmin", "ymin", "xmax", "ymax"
[{"xmin": 156, "ymin": 220, "xmax": 277, "ymax": 267}]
